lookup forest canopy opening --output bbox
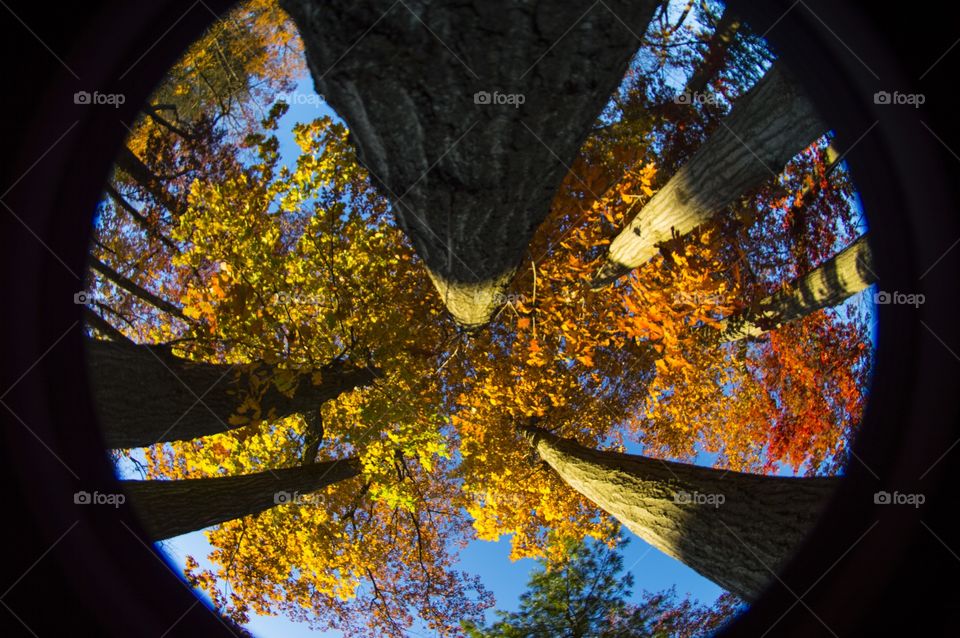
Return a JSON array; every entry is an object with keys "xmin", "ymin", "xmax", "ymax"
[{"xmin": 82, "ymin": 0, "xmax": 876, "ymax": 635}]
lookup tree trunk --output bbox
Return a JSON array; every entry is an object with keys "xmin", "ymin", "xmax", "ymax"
[
  {"xmin": 122, "ymin": 457, "xmax": 362, "ymax": 540},
  {"xmin": 593, "ymin": 62, "xmax": 826, "ymax": 287},
  {"xmin": 86, "ymin": 339, "xmax": 377, "ymax": 449},
  {"xmin": 683, "ymin": 8, "xmax": 741, "ymax": 97},
  {"xmin": 88, "ymin": 256, "xmax": 189, "ymax": 321},
  {"xmin": 697, "ymin": 234, "xmax": 875, "ymax": 345},
  {"xmin": 83, "ymin": 308, "xmax": 134, "ymax": 343},
  {"xmin": 113, "ymin": 146, "xmax": 184, "ymax": 216},
  {"xmin": 520, "ymin": 425, "xmax": 838, "ymax": 601},
  {"xmin": 104, "ymin": 183, "xmax": 180, "ymax": 252},
  {"xmin": 281, "ymin": 0, "xmax": 662, "ymax": 327}
]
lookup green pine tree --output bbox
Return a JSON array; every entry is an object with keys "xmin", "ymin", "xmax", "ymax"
[{"xmin": 462, "ymin": 534, "xmax": 739, "ymax": 638}]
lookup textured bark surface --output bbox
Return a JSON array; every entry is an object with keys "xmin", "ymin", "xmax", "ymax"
[
  {"xmin": 593, "ymin": 62, "xmax": 827, "ymax": 286},
  {"xmin": 522, "ymin": 426, "xmax": 838, "ymax": 601},
  {"xmin": 86, "ymin": 339, "xmax": 377, "ymax": 448},
  {"xmin": 281, "ymin": 0, "xmax": 661, "ymax": 326},
  {"xmin": 698, "ymin": 234, "xmax": 875, "ymax": 345},
  {"xmin": 123, "ymin": 457, "xmax": 361, "ymax": 540}
]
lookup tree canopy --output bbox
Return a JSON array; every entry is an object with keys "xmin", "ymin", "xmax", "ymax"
[{"xmin": 86, "ymin": 0, "xmax": 874, "ymax": 635}]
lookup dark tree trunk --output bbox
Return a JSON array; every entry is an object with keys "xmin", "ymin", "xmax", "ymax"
[
  {"xmin": 83, "ymin": 308, "xmax": 134, "ymax": 343},
  {"xmin": 104, "ymin": 183, "xmax": 180, "ymax": 252},
  {"xmin": 521, "ymin": 425, "xmax": 838, "ymax": 601},
  {"xmin": 123, "ymin": 457, "xmax": 362, "ymax": 540},
  {"xmin": 113, "ymin": 146, "xmax": 183, "ymax": 216},
  {"xmin": 88, "ymin": 256, "xmax": 188, "ymax": 321},
  {"xmin": 281, "ymin": 0, "xmax": 662, "ymax": 327},
  {"xmin": 593, "ymin": 62, "xmax": 827, "ymax": 287},
  {"xmin": 683, "ymin": 8, "xmax": 741, "ymax": 97},
  {"xmin": 697, "ymin": 234, "xmax": 875, "ymax": 345},
  {"xmin": 86, "ymin": 339, "xmax": 378, "ymax": 448}
]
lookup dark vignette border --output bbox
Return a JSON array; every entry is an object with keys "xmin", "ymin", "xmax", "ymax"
[{"xmin": 1, "ymin": 0, "xmax": 957, "ymax": 635}]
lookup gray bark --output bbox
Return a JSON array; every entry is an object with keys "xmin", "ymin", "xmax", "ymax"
[
  {"xmin": 123, "ymin": 457, "xmax": 361, "ymax": 540},
  {"xmin": 521, "ymin": 425, "xmax": 838, "ymax": 601},
  {"xmin": 86, "ymin": 339, "xmax": 377, "ymax": 449},
  {"xmin": 281, "ymin": 0, "xmax": 662, "ymax": 327},
  {"xmin": 593, "ymin": 62, "xmax": 827, "ymax": 287},
  {"xmin": 696, "ymin": 234, "xmax": 875, "ymax": 345}
]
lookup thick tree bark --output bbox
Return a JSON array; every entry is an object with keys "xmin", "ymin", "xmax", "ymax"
[
  {"xmin": 593, "ymin": 62, "xmax": 827, "ymax": 287},
  {"xmin": 86, "ymin": 339, "xmax": 378, "ymax": 449},
  {"xmin": 696, "ymin": 234, "xmax": 875, "ymax": 345},
  {"xmin": 521, "ymin": 425, "xmax": 838, "ymax": 601},
  {"xmin": 281, "ymin": 0, "xmax": 662, "ymax": 327},
  {"xmin": 123, "ymin": 457, "xmax": 362, "ymax": 540}
]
